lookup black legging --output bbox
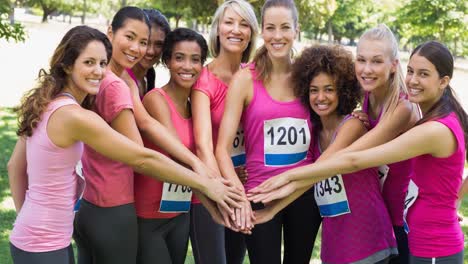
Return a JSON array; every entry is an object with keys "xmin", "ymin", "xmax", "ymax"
[
  {"xmin": 389, "ymin": 225, "xmax": 410, "ymax": 264},
  {"xmin": 137, "ymin": 214, "xmax": 190, "ymax": 264},
  {"xmin": 245, "ymin": 188, "xmax": 322, "ymax": 264},
  {"xmin": 73, "ymin": 199, "xmax": 138, "ymax": 264},
  {"xmin": 10, "ymin": 243, "xmax": 75, "ymax": 264}
]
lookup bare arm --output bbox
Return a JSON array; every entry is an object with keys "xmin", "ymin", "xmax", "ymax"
[
  {"xmin": 61, "ymin": 106, "xmax": 242, "ymax": 211},
  {"xmin": 252, "ymin": 120, "xmax": 456, "ymax": 196},
  {"xmin": 191, "ymin": 90, "xmax": 221, "ymax": 174},
  {"xmin": 251, "ymin": 118, "xmax": 368, "ymax": 217},
  {"xmin": 7, "ymin": 137, "xmax": 28, "ymax": 212},
  {"xmin": 124, "ymin": 74, "xmax": 207, "ymax": 175},
  {"xmin": 340, "ymin": 100, "xmax": 419, "ymax": 153},
  {"xmin": 215, "ymin": 68, "xmax": 253, "ymax": 189}
]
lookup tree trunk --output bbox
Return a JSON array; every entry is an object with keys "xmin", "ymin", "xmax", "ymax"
[
  {"xmin": 42, "ymin": 11, "xmax": 48, "ymax": 22},
  {"xmin": 9, "ymin": 2, "xmax": 15, "ymax": 25},
  {"xmin": 81, "ymin": 0, "xmax": 87, "ymax": 24},
  {"xmin": 327, "ymin": 20, "xmax": 333, "ymax": 44},
  {"xmin": 175, "ymin": 15, "xmax": 182, "ymax": 28}
]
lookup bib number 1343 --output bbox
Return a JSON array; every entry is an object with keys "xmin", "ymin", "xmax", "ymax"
[{"xmin": 264, "ymin": 118, "xmax": 311, "ymax": 166}]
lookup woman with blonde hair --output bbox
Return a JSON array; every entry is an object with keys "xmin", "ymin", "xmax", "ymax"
[{"xmin": 190, "ymin": 0, "xmax": 258, "ymax": 263}]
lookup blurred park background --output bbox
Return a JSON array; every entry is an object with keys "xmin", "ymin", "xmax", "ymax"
[{"xmin": 1, "ymin": 0, "xmax": 468, "ymax": 263}]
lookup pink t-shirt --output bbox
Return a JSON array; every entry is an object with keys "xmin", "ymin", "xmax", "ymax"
[
  {"xmin": 407, "ymin": 112, "xmax": 464, "ymax": 257},
  {"xmin": 363, "ymin": 91, "xmax": 413, "ymax": 226},
  {"xmin": 134, "ymin": 89, "xmax": 196, "ymax": 218},
  {"xmin": 242, "ymin": 64, "xmax": 314, "ymax": 191},
  {"xmin": 81, "ymin": 69, "xmax": 135, "ymax": 207},
  {"xmin": 318, "ymin": 116, "xmax": 397, "ymax": 263},
  {"xmin": 10, "ymin": 98, "xmax": 82, "ymax": 252}
]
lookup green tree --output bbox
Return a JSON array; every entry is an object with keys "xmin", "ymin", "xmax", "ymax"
[
  {"xmin": 395, "ymin": 0, "xmax": 467, "ymax": 56},
  {"xmin": 0, "ymin": 0, "xmax": 25, "ymax": 41}
]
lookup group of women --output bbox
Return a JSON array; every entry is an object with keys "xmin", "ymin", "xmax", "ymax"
[{"xmin": 7, "ymin": 0, "xmax": 467, "ymax": 263}]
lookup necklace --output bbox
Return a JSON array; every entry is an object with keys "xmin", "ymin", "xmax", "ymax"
[{"xmin": 58, "ymin": 92, "xmax": 78, "ymax": 103}]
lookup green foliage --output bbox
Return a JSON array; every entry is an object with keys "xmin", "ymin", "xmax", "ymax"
[
  {"xmin": 0, "ymin": 0, "xmax": 26, "ymax": 41},
  {"xmin": 395, "ymin": 0, "xmax": 468, "ymax": 56}
]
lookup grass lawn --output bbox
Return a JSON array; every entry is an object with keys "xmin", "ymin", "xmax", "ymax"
[{"xmin": 0, "ymin": 107, "xmax": 465, "ymax": 263}]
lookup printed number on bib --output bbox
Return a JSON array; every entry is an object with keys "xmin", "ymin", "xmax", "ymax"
[
  {"xmin": 231, "ymin": 125, "xmax": 246, "ymax": 167},
  {"xmin": 74, "ymin": 160, "xmax": 85, "ymax": 212},
  {"xmin": 403, "ymin": 180, "xmax": 419, "ymax": 233},
  {"xmin": 159, "ymin": 183, "xmax": 192, "ymax": 213},
  {"xmin": 377, "ymin": 165, "xmax": 389, "ymax": 191},
  {"xmin": 264, "ymin": 118, "xmax": 311, "ymax": 166},
  {"xmin": 314, "ymin": 175, "xmax": 350, "ymax": 217}
]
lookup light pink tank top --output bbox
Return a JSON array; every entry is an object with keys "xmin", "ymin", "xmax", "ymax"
[
  {"xmin": 363, "ymin": 91, "xmax": 413, "ymax": 226},
  {"xmin": 318, "ymin": 116, "xmax": 397, "ymax": 263},
  {"xmin": 407, "ymin": 112, "xmax": 464, "ymax": 257},
  {"xmin": 242, "ymin": 64, "xmax": 314, "ymax": 191},
  {"xmin": 10, "ymin": 98, "xmax": 82, "ymax": 252}
]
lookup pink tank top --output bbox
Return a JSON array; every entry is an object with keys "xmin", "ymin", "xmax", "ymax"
[
  {"xmin": 362, "ymin": 91, "xmax": 413, "ymax": 226},
  {"xmin": 407, "ymin": 112, "xmax": 464, "ymax": 257},
  {"xmin": 242, "ymin": 64, "xmax": 314, "ymax": 191},
  {"xmin": 193, "ymin": 66, "xmax": 246, "ymax": 167},
  {"xmin": 10, "ymin": 98, "xmax": 82, "ymax": 252},
  {"xmin": 317, "ymin": 116, "xmax": 397, "ymax": 263},
  {"xmin": 134, "ymin": 88, "xmax": 196, "ymax": 218}
]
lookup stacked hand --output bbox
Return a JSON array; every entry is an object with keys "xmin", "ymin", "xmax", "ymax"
[{"xmin": 247, "ymin": 174, "xmax": 296, "ymax": 203}]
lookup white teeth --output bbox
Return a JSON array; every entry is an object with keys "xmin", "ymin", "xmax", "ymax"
[
  {"xmin": 409, "ymin": 88, "xmax": 422, "ymax": 95},
  {"xmin": 87, "ymin": 79, "xmax": 100, "ymax": 84},
  {"xmin": 126, "ymin": 54, "xmax": 137, "ymax": 61},
  {"xmin": 272, "ymin": 43, "xmax": 284, "ymax": 49},
  {"xmin": 316, "ymin": 104, "xmax": 329, "ymax": 110},
  {"xmin": 228, "ymin": 38, "xmax": 242, "ymax": 42},
  {"xmin": 179, "ymin": 73, "xmax": 193, "ymax": 79}
]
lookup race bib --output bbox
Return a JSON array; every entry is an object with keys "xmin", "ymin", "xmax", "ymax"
[
  {"xmin": 264, "ymin": 118, "xmax": 311, "ymax": 166},
  {"xmin": 314, "ymin": 175, "xmax": 350, "ymax": 217},
  {"xmin": 159, "ymin": 183, "xmax": 192, "ymax": 213},
  {"xmin": 378, "ymin": 165, "xmax": 389, "ymax": 191},
  {"xmin": 74, "ymin": 160, "xmax": 85, "ymax": 212},
  {"xmin": 403, "ymin": 180, "xmax": 419, "ymax": 233},
  {"xmin": 231, "ymin": 126, "xmax": 246, "ymax": 167}
]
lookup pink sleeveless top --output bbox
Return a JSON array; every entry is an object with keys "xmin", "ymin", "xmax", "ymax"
[
  {"xmin": 318, "ymin": 116, "xmax": 397, "ymax": 263},
  {"xmin": 363, "ymin": 91, "xmax": 413, "ymax": 226},
  {"xmin": 242, "ymin": 64, "xmax": 314, "ymax": 191},
  {"xmin": 134, "ymin": 88, "xmax": 196, "ymax": 218},
  {"xmin": 10, "ymin": 98, "xmax": 82, "ymax": 252},
  {"xmin": 407, "ymin": 113, "xmax": 464, "ymax": 257}
]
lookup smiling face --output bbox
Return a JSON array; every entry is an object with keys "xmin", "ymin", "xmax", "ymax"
[
  {"xmin": 218, "ymin": 6, "xmax": 252, "ymax": 55},
  {"xmin": 261, "ymin": 6, "xmax": 297, "ymax": 60},
  {"xmin": 406, "ymin": 53, "xmax": 448, "ymax": 113},
  {"xmin": 68, "ymin": 40, "xmax": 108, "ymax": 98},
  {"xmin": 108, "ymin": 18, "xmax": 149, "ymax": 70},
  {"xmin": 139, "ymin": 26, "xmax": 166, "ymax": 70},
  {"xmin": 167, "ymin": 40, "xmax": 203, "ymax": 90},
  {"xmin": 355, "ymin": 39, "xmax": 397, "ymax": 93},
  {"xmin": 309, "ymin": 72, "xmax": 339, "ymax": 118}
]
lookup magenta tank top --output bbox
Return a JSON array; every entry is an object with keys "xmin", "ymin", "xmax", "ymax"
[
  {"xmin": 242, "ymin": 64, "xmax": 314, "ymax": 191},
  {"xmin": 362, "ymin": 91, "xmax": 413, "ymax": 226},
  {"xmin": 407, "ymin": 112, "xmax": 464, "ymax": 257},
  {"xmin": 10, "ymin": 98, "xmax": 82, "ymax": 252},
  {"xmin": 316, "ymin": 115, "xmax": 397, "ymax": 263}
]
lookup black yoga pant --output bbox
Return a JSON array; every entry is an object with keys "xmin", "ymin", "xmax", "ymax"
[
  {"xmin": 73, "ymin": 199, "xmax": 138, "ymax": 264},
  {"xmin": 137, "ymin": 213, "xmax": 190, "ymax": 264},
  {"xmin": 10, "ymin": 243, "xmax": 74, "ymax": 264}
]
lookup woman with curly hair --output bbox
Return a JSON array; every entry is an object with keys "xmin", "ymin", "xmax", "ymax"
[
  {"xmin": 251, "ymin": 44, "xmax": 397, "ymax": 263},
  {"xmin": 7, "ymin": 25, "xmax": 241, "ymax": 264}
]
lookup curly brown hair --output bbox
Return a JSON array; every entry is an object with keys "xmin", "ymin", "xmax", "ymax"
[
  {"xmin": 291, "ymin": 44, "xmax": 361, "ymax": 133},
  {"xmin": 16, "ymin": 26, "xmax": 112, "ymax": 137}
]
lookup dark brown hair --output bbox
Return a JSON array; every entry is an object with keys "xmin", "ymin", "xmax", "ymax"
[
  {"xmin": 16, "ymin": 26, "xmax": 112, "ymax": 136},
  {"xmin": 412, "ymin": 41, "xmax": 468, "ymax": 160},
  {"xmin": 292, "ymin": 45, "xmax": 361, "ymax": 134}
]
